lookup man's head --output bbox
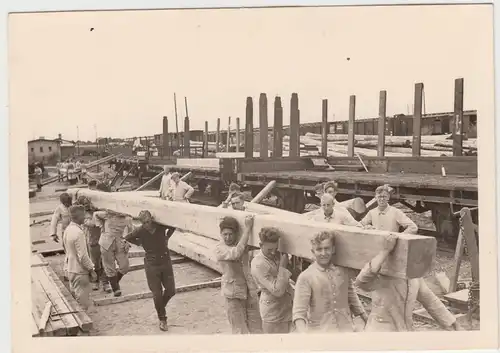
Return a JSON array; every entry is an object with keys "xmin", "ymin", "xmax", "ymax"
[
  {"xmin": 311, "ymin": 230, "xmax": 336, "ymax": 267},
  {"xmin": 230, "ymin": 192, "xmax": 245, "ymax": 210},
  {"xmin": 76, "ymin": 195, "xmax": 92, "ymax": 210},
  {"xmin": 258, "ymin": 227, "xmax": 282, "ymax": 259},
  {"xmin": 88, "ymin": 180, "xmax": 98, "ymax": 190},
  {"xmin": 138, "ymin": 210, "xmax": 154, "ymax": 226},
  {"xmin": 163, "ymin": 165, "xmax": 170, "ymax": 173},
  {"xmin": 314, "ymin": 183, "xmax": 324, "ymax": 198},
  {"xmin": 320, "ymin": 193, "xmax": 335, "ymax": 216},
  {"xmin": 219, "ymin": 216, "xmax": 240, "ymax": 246},
  {"xmin": 171, "ymin": 172, "xmax": 181, "ymax": 184},
  {"xmin": 323, "ymin": 181, "xmax": 338, "ymax": 199},
  {"xmin": 229, "ymin": 183, "xmax": 241, "ymax": 193},
  {"xmin": 69, "ymin": 205, "xmax": 86, "ymax": 225},
  {"xmin": 375, "ymin": 184, "xmax": 392, "ymax": 208},
  {"xmin": 60, "ymin": 192, "xmax": 72, "ymax": 207}
]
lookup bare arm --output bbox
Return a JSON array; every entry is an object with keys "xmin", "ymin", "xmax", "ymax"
[
  {"xmin": 49, "ymin": 206, "xmax": 62, "ymax": 236},
  {"xmin": 396, "ymin": 209, "xmax": 418, "ymax": 234},
  {"xmin": 214, "ymin": 216, "xmax": 252, "ymax": 261},
  {"xmin": 184, "ymin": 183, "xmax": 195, "ymax": 199},
  {"xmin": 359, "ymin": 211, "xmax": 373, "ymax": 227},
  {"xmin": 341, "ymin": 208, "xmax": 362, "ymax": 227},
  {"xmin": 292, "ymin": 273, "xmax": 311, "ymax": 333},
  {"xmin": 417, "ymin": 279, "xmax": 457, "ymax": 329}
]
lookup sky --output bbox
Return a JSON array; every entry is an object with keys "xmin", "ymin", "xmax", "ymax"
[{"xmin": 8, "ymin": 4, "xmax": 494, "ymax": 141}]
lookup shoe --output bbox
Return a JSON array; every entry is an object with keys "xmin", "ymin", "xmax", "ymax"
[
  {"xmin": 109, "ymin": 275, "xmax": 121, "ymax": 296},
  {"xmin": 102, "ymin": 281, "xmax": 112, "ymax": 293},
  {"xmin": 159, "ymin": 320, "xmax": 168, "ymax": 331},
  {"xmin": 92, "ymin": 282, "xmax": 100, "ymax": 291},
  {"xmin": 113, "ymin": 289, "xmax": 122, "ymax": 297}
]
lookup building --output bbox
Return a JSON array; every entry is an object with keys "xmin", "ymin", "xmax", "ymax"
[{"xmin": 28, "ymin": 134, "xmax": 76, "ymax": 164}]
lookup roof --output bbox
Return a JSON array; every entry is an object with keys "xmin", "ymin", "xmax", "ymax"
[{"xmin": 28, "ymin": 138, "xmax": 76, "ymax": 146}]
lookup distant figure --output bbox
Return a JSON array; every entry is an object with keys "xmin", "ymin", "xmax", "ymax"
[
  {"xmin": 168, "ymin": 172, "xmax": 194, "ymax": 202},
  {"xmin": 158, "ymin": 166, "xmax": 173, "ymax": 200},
  {"xmin": 220, "ymin": 183, "xmax": 242, "ymax": 209},
  {"xmin": 34, "ymin": 164, "xmax": 43, "ymax": 191},
  {"xmin": 88, "ymin": 180, "xmax": 98, "ymax": 190},
  {"xmin": 308, "ymin": 194, "xmax": 361, "ymax": 227},
  {"xmin": 221, "ymin": 192, "xmax": 246, "ymax": 211}
]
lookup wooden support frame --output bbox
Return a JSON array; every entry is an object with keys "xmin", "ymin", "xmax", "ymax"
[
  {"xmin": 289, "ymin": 93, "xmax": 300, "ymax": 158},
  {"xmin": 236, "ymin": 117, "xmax": 241, "ymax": 152},
  {"xmin": 259, "ymin": 93, "xmax": 269, "ymax": 158},
  {"xmin": 226, "ymin": 116, "xmax": 231, "ymax": 153},
  {"xmin": 216, "ymin": 118, "xmax": 221, "ymax": 153},
  {"xmin": 273, "ymin": 96, "xmax": 283, "ymax": 157},
  {"xmin": 453, "ymin": 78, "xmax": 464, "ymax": 156},
  {"xmin": 162, "ymin": 116, "xmax": 170, "ymax": 157},
  {"xmin": 203, "ymin": 121, "xmax": 209, "ymax": 158},
  {"xmin": 321, "ymin": 99, "xmax": 328, "ymax": 156},
  {"xmin": 69, "ymin": 189, "xmax": 437, "ymax": 279},
  {"xmin": 245, "ymin": 97, "xmax": 254, "ymax": 158},
  {"xmin": 377, "ymin": 91, "xmax": 387, "ymax": 157},
  {"xmin": 115, "ymin": 164, "xmax": 137, "ymax": 188},
  {"xmin": 183, "ymin": 116, "xmax": 190, "ymax": 158},
  {"xmin": 348, "ymin": 95, "xmax": 356, "ymax": 157},
  {"xmin": 412, "ymin": 83, "xmax": 424, "ymax": 157}
]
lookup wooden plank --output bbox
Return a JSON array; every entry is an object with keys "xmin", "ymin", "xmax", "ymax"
[
  {"xmin": 444, "ymin": 289, "xmax": 469, "ymax": 311},
  {"xmin": 235, "ymin": 117, "xmax": 241, "ymax": 153},
  {"xmin": 32, "ymin": 313, "xmax": 41, "ymax": 337},
  {"xmin": 216, "ymin": 118, "xmax": 221, "ymax": 153},
  {"xmin": 238, "ymin": 158, "xmax": 314, "ymax": 174},
  {"xmin": 176, "ymin": 158, "xmax": 220, "ymax": 171},
  {"xmin": 460, "ymin": 208, "xmax": 479, "ymax": 282},
  {"xmin": 184, "ymin": 116, "xmax": 190, "ymax": 157},
  {"xmin": 169, "ymin": 231, "xmax": 221, "ymax": 273},
  {"xmin": 31, "ymin": 254, "xmax": 48, "ymax": 267},
  {"xmin": 163, "ymin": 116, "xmax": 170, "ymax": 157},
  {"xmin": 289, "ymin": 93, "xmax": 300, "ymax": 158},
  {"xmin": 259, "ymin": 93, "xmax": 269, "ymax": 158},
  {"xmin": 449, "ymin": 227, "xmax": 465, "ymax": 293},
  {"xmin": 31, "ymin": 274, "xmax": 67, "ymax": 336},
  {"xmin": 245, "ymin": 97, "xmax": 254, "ymax": 158},
  {"xmin": 273, "ymin": 96, "xmax": 283, "ymax": 158},
  {"xmin": 39, "ymin": 302, "xmax": 53, "ymax": 333},
  {"xmin": 226, "ymin": 117, "xmax": 231, "ymax": 153},
  {"xmin": 348, "ymin": 95, "xmax": 356, "ymax": 157},
  {"xmin": 250, "ymin": 181, "xmax": 276, "ymax": 204},
  {"xmin": 94, "ymin": 279, "xmax": 222, "ymax": 306},
  {"xmin": 41, "ymin": 265, "xmax": 93, "ymax": 332},
  {"xmin": 134, "ymin": 171, "xmax": 164, "ymax": 191},
  {"xmin": 321, "ymin": 99, "xmax": 328, "ymax": 157},
  {"xmin": 203, "ymin": 121, "xmax": 209, "ymax": 158},
  {"xmin": 453, "ymin": 78, "xmax": 464, "ymax": 156},
  {"xmin": 412, "ymin": 83, "xmax": 423, "ymax": 157},
  {"xmin": 68, "ymin": 189, "xmax": 436, "ymax": 279},
  {"xmin": 377, "ymin": 90, "xmax": 387, "ymax": 157}
]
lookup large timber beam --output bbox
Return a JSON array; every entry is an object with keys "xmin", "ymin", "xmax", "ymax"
[{"xmin": 68, "ymin": 189, "xmax": 436, "ymax": 279}]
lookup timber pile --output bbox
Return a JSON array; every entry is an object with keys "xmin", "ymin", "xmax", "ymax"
[
  {"xmin": 66, "ymin": 189, "xmax": 436, "ymax": 279},
  {"xmin": 31, "ymin": 255, "xmax": 92, "ymax": 337}
]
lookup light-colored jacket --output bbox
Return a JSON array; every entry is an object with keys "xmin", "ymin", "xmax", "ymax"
[
  {"xmin": 159, "ymin": 173, "xmax": 172, "ymax": 199},
  {"xmin": 63, "ymin": 222, "xmax": 94, "ymax": 274},
  {"xmin": 94, "ymin": 211, "xmax": 133, "ymax": 251},
  {"xmin": 49, "ymin": 204, "xmax": 71, "ymax": 236},
  {"xmin": 360, "ymin": 205, "xmax": 418, "ymax": 233},
  {"xmin": 306, "ymin": 206, "xmax": 361, "ymax": 227},
  {"xmin": 169, "ymin": 180, "xmax": 194, "ymax": 202}
]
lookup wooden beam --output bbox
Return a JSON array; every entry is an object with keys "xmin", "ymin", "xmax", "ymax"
[
  {"xmin": 460, "ymin": 208, "xmax": 479, "ymax": 282},
  {"xmin": 162, "ymin": 116, "xmax": 170, "ymax": 157},
  {"xmin": 226, "ymin": 116, "xmax": 231, "ymax": 153},
  {"xmin": 235, "ymin": 117, "xmax": 240, "ymax": 152},
  {"xmin": 134, "ymin": 171, "xmax": 165, "ymax": 191},
  {"xmin": 273, "ymin": 96, "xmax": 283, "ymax": 157},
  {"xmin": 68, "ymin": 189, "xmax": 436, "ymax": 279},
  {"xmin": 245, "ymin": 97, "xmax": 254, "ymax": 158},
  {"xmin": 259, "ymin": 93, "xmax": 269, "ymax": 158},
  {"xmin": 250, "ymin": 180, "xmax": 276, "ymax": 204},
  {"xmin": 216, "ymin": 118, "xmax": 221, "ymax": 153},
  {"xmin": 93, "ymin": 279, "xmax": 222, "ymax": 306},
  {"xmin": 348, "ymin": 95, "xmax": 356, "ymax": 157},
  {"xmin": 183, "ymin": 116, "xmax": 190, "ymax": 158},
  {"xmin": 453, "ymin": 78, "xmax": 464, "ymax": 156},
  {"xmin": 412, "ymin": 83, "xmax": 423, "ymax": 157},
  {"xmin": 449, "ymin": 226, "xmax": 465, "ymax": 293},
  {"xmin": 321, "ymin": 99, "xmax": 328, "ymax": 157},
  {"xmin": 377, "ymin": 91, "xmax": 387, "ymax": 157},
  {"xmin": 289, "ymin": 93, "xmax": 300, "ymax": 158},
  {"xmin": 203, "ymin": 121, "xmax": 209, "ymax": 158}
]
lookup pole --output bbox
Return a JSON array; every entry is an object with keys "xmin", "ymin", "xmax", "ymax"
[{"xmin": 174, "ymin": 93, "xmax": 180, "ymax": 149}]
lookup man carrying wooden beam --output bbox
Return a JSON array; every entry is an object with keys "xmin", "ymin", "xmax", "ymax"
[
  {"xmin": 49, "ymin": 192, "xmax": 73, "ymax": 244},
  {"xmin": 307, "ymin": 194, "xmax": 361, "ymax": 227},
  {"xmin": 168, "ymin": 172, "xmax": 194, "ymax": 202},
  {"xmin": 221, "ymin": 192, "xmax": 246, "ymax": 211},
  {"xmin": 360, "ymin": 185, "xmax": 418, "ymax": 233},
  {"xmin": 124, "ymin": 210, "xmax": 177, "ymax": 332},
  {"xmin": 354, "ymin": 233, "xmax": 463, "ymax": 332},
  {"xmin": 93, "ymin": 209, "xmax": 134, "ymax": 297},
  {"xmin": 159, "ymin": 166, "xmax": 173, "ymax": 200},
  {"xmin": 293, "ymin": 230, "xmax": 367, "ymax": 333},
  {"xmin": 251, "ymin": 227, "xmax": 294, "ymax": 334},
  {"xmin": 220, "ymin": 183, "xmax": 242, "ymax": 209},
  {"xmin": 215, "ymin": 215, "xmax": 262, "ymax": 334},
  {"xmin": 63, "ymin": 205, "xmax": 98, "ymax": 310}
]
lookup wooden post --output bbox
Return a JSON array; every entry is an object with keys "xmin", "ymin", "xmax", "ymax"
[
  {"xmin": 226, "ymin": 117, "xmax": 231, "ymax": 152},
  {"xmin": 412, "ymin": 83, "xmax": 423, "ymax": 157},
  {"xmin": 236, "ymin": 118, "xmax": 240, "ymax": 152},
  {"xmin": 245, "ymin": 97, "xmax": 254, "ymax": 158},
  {"xmin": 251, "ymin": 180, "xmax": 277, "ymax": 204},
  {"xmin": 377, "ymin": 91, "xmax": 387, "ymax": 157},
  {"xmin": 203, "ymin": 121, "xmax": 209, "ymax": 158},
  {"xmin": 259, "ymin": 93, "xmax": 269, "ymax": 158},
  {"xmin": 348, "ymin": 95, "xmax": 356, "ymax": 157},
  {"xmin": 162, "ymin": 116, "xmax": 169, "ymax": 157},
  {"xmin": 184, "ymin": 116, "xmax": 190, "ymax": 158},
  {"xmin": 453, "ymin": 78, "xmax": 464, "ymax": 156},
  {"xmin": 290, "ymin": 93, "xmax": 300, "ymax": 158},
  {"xmin": 321, "ymin": 99, "xmax": 328, "ymax": 156},
  {"xmin": 215, "ymin": 118, "xmax": 221, "ymax": 153},
  {"xmin": 273, "ymin": 96, "xmax": 283, "ymax": 158},
  {"xmin": 173, "ymin": 93, "xmax": 180, "ymax": 151}
]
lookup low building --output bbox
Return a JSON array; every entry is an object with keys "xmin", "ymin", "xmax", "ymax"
[{"xmin": 28, "ymin": 134, "xmax": 76, "ymax": 164}]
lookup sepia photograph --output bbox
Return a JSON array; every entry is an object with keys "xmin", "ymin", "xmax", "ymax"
[{"xmin": 8, "ymin": 3, "xmax": 498, "ymax": 352}]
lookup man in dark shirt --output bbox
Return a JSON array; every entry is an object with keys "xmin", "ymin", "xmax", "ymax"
[{"xmin": 123, "ymin": 210, "xmax": 176, "ymax": 332}]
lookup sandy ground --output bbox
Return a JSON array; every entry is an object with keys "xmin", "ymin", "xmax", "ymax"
[{"xmin": 29, "ymin": 182, "xmax": 478, "ymax": 335}]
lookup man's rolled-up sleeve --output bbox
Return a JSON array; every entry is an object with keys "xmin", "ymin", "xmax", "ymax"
[{"xmin": 292, "ymin": 273, "xmax": 311, "ymax": 324}]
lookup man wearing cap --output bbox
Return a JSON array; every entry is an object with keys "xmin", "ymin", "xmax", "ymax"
[
  {"xmin": 168, "ymin": 172, "xmax": 194, "ymax": 202},
  {"xmin": 124, "ymin": 210, "xmax": 177, "ymax": 331},
  {"xmin": 307, "ymin": 193, "xmax": 361, "ymax": 227}
]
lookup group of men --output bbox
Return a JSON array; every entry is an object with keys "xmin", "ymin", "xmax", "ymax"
[
  {"xmin": 158, "ymin": 166, "xmax": 195, "ymax": 202},
  {"xmin": 214, "ymin": 181, "xmax": 463, "ymax": 334}
]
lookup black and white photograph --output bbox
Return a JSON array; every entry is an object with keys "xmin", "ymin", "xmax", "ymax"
[{"xmin": 9, "ymin": 3, "xmax": 498, "ymax": 352}]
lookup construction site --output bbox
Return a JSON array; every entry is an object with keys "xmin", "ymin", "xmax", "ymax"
[{"xmin": 29, "ymin": 77, "xmax": 479, "ymax": 336}]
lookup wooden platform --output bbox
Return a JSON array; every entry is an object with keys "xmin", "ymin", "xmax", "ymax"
[
  {"xmin": 31, "ymin": 259, "xmax": 93, "ymax": 337},
  {"xmin": 444, "ymin": 289, "xmax": 470, "ymax": 311}
]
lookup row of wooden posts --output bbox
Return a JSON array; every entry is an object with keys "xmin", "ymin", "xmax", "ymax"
[{"xmin": 161, "ymin": 78, "xmax": 466, "ymax": 159}]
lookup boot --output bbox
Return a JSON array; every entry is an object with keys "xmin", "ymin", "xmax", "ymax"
[
  {"xmin": 92, "ymin": 281, "xmax": 100, "ymax": 291},
  {"xmin": 102, "ymin": 279, "xmax": 112, "ymax": 293},
  {"xmin": 109, "ymin": 275, "xmax": 122, "ymax": 297},
  {"xmin": 159, "ymin": 319, "xmax": 168, "ymax": 332}
]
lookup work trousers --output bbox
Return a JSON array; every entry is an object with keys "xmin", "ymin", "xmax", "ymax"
[
  {"xmin": 144, "ymin": 254, "xmax": 176, "ymax": 321},
  {"xmin": 89, "ymin": 245, "xmax": 108, "ymax": 284},
  {"xmin": 262, "ymin": 321, "xmax": 293, "ymax": 334},
  {"xmin": 225, "ymin": 295, "xmax": 262, "ymax": 334},
  {"xmin": 101, "ymin": 240, "xmax": 129, "ymax": 278},
  {"xmin": 68, "ymin": 272, "xmax": 91, "ymax": 310}
]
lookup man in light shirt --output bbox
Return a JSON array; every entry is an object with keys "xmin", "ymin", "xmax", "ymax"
[
  {"xmin": 308, "ymin": 194, "xmax": 361, "ymax": 227},
  {"xmin": 168, "ymin": 172, "xmax": 194, "ymax": 202},
  {"xmin": 360, "ymin": 184, "xmax": 418, "ymax": 234},
  {"xmin": 63, "ymin": 205, "xmax": 97, "ymax": 310},
  {"xmin": 221, "ymin": 192, "xmax": 246, "ymax": 211},
  {"xmin": 158, "ymin": 166, "xmax": 173, "ymax": 200}
]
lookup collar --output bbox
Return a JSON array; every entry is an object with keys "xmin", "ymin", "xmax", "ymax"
[
  {"xmin": 70, "ymin": 221, "xmax": 83, "ymax": 230},
  {"xmin": 377, "ymin": 205, "xmax": 391, "ymax": 215},
  {"xmin": 312, "ymin": 261, "xmax": 335, "ymax": 272}
]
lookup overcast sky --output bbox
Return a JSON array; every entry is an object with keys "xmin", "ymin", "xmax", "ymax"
[{"xmin": 8, "ymin": 4, "xmax": 493, "ymax": 141}]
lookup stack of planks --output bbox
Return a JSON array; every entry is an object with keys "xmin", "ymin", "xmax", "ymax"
[{"xmin": 31, "ymin": 254, "xmax": 92, "ymax": 337}]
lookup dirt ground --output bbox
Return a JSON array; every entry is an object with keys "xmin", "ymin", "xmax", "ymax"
[{"xmin": 30, "ymin": 182, "xmax": 478, "ymax": 335}]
